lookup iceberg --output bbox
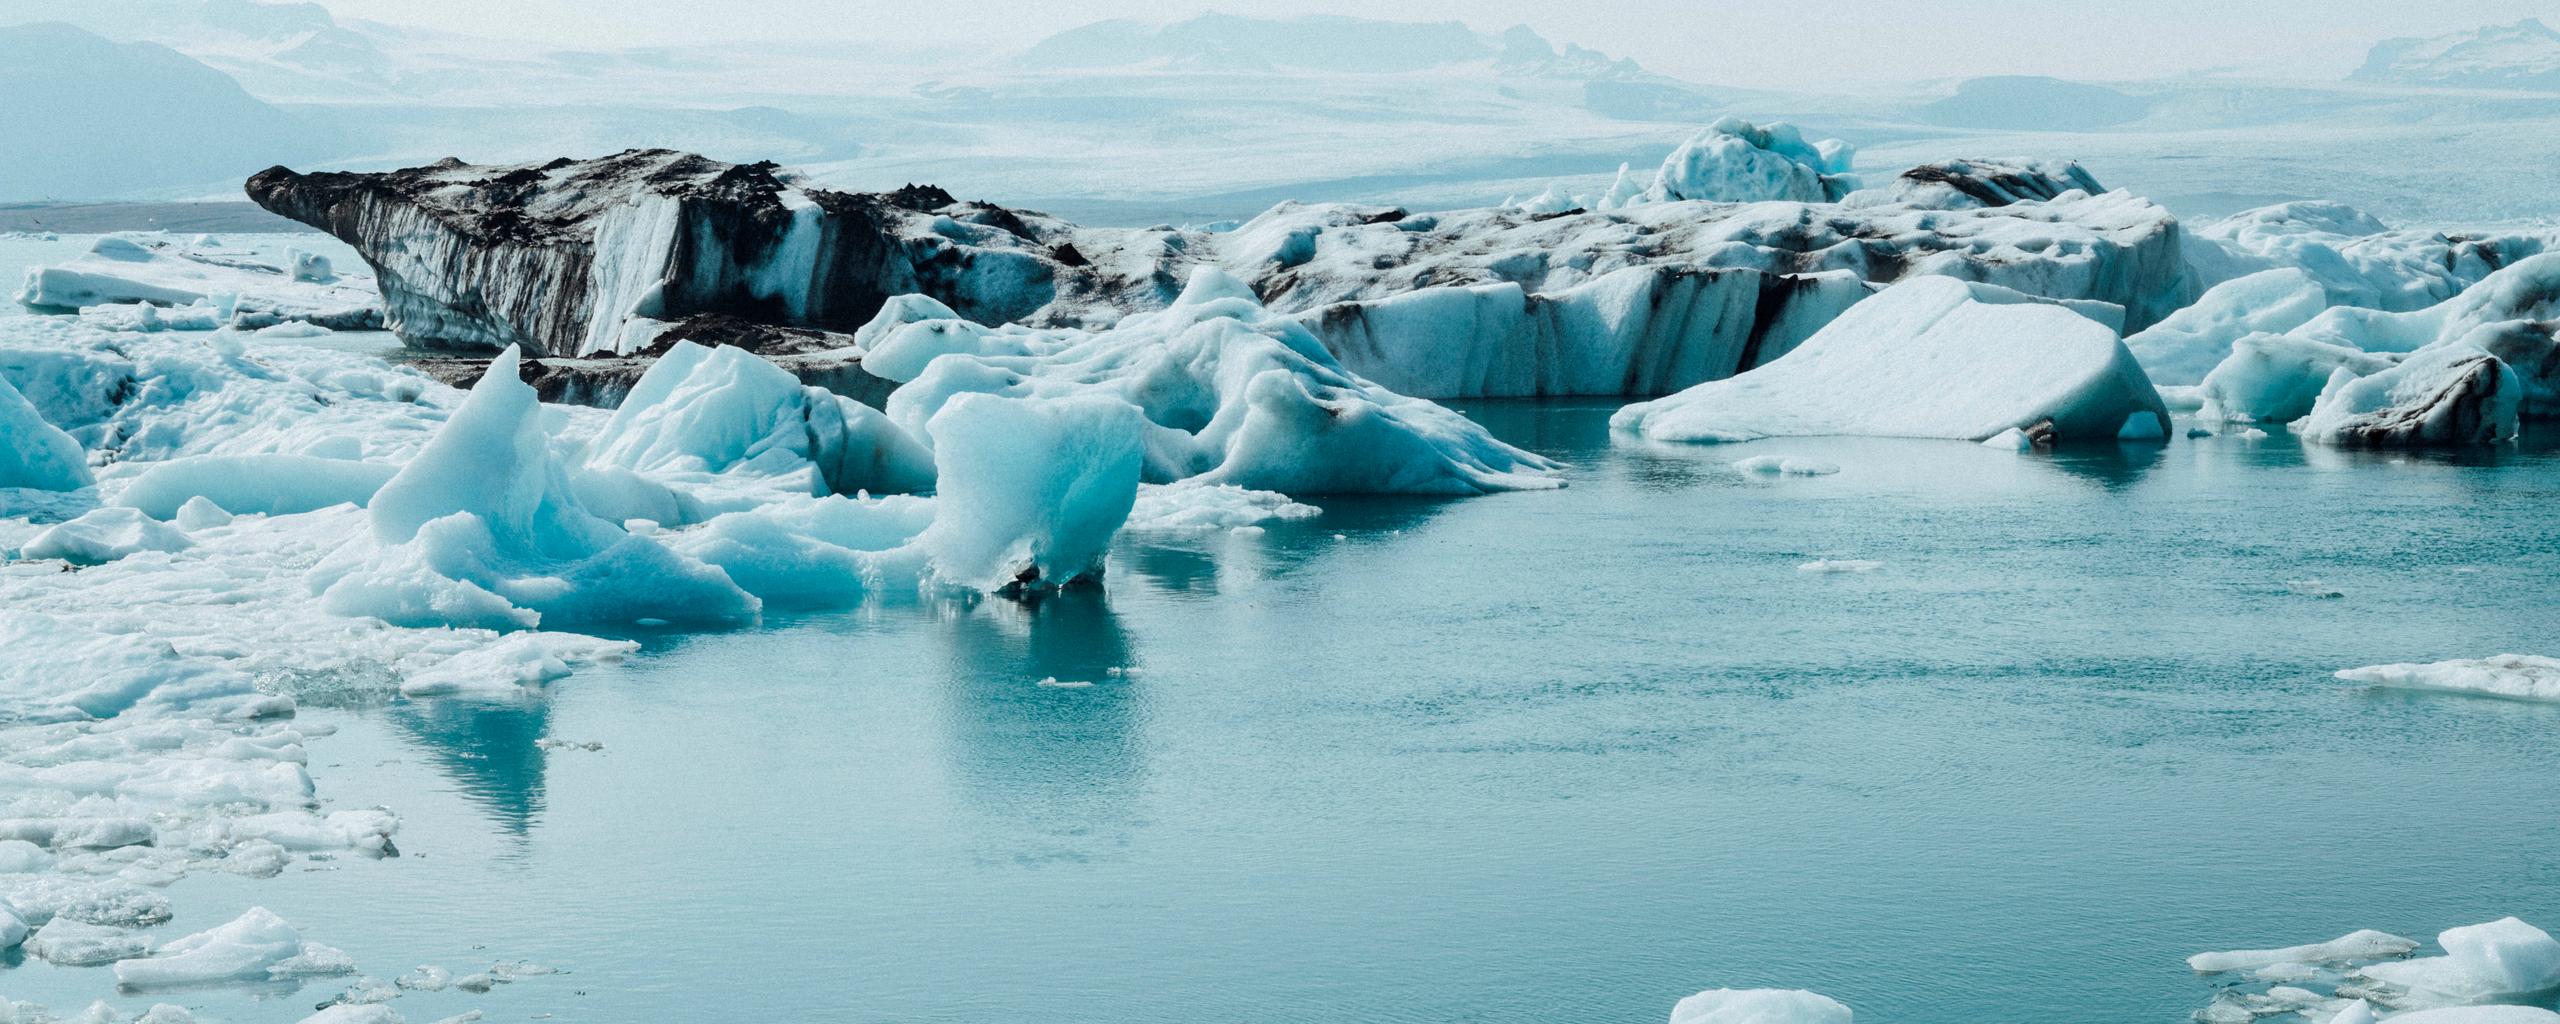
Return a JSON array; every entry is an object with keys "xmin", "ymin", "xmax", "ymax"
[
  {"xmin": 2125, "ymin": 269, "xmax": 2333, "ymax": 387},
  {"xmin": 2187, "ymin": 202, "xmax": 2553, "ymax": 314},
  {"xmin": 587, "ymin": 339, "xmax": 935, "ymax": 501},
  {"xmin": 20, "ymin": 507, "xmax": 191, "ymax": 565},
  {"xmin": 918, "ymin": 393, "xmax": 1144, "ymax": 590},
  {"xmin": 1619, "ymin": 117, "xmax": 1859, "ymax": 206},
  {"xmin": 0, "ymin": 372, "xmax": 92, "ymax": 491},
  {"xmin": 865, "ymin": 268, "xmax": 1561, "ymax": 495},
  {"xmin": 249, "ymin": 146, "xmax": 2192, "ymax": 403},
  {"xmin": 2337, "ymin": 655, "xmax": 2560, "ymax": 702},
  {"xmin": 112, "ymin": 906, "xmax": 350, "ymax": 987},
  {"xmin": 1668, "ymin": 988, "xmax": 1853, "ymax": 1024},
  {"xmin": 2360, "ymin": 918, "xmax": 2560, "ymax": 1009},
  {"xmin": 17, "ymin": 235, "xmax": 383, "ymax": 331},
  {"xmin": 2298, "ymin": 342, "xmax": 2520, "ymax": 447},
  {"xmin": 1611, "ymin": 277, "xmax": 2169, "ymax": 445},
  {"xmin": 311, "ymin": 347, "xmax": 762, "ymax": 631}
]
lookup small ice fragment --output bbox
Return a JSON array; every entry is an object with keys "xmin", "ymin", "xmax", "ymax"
[
  {"xmin": 1035, "ymin": 677, "xmax": 1094, "ymax": 689},
  {"xmin": 396, "ymin": 964, "xmax": 453, "ymax": 991},
  {"xmin": 1798, "ymin": 559, "xmax": 1882, "ymax": 574},
  {"xmin": 2239, "ymin": 427, "xmax": 2270, "ymax": 440},
  {"xmin": 2285, "ymin": 580, "xmax": 2344, "ymax": 599},
  {"xmin": 2187, "ymin": 426, "xmax": 2215, "ymax": 438},
  {"xmin": 454, "ymin": 973, "xmax": 495, "ymax": 993},
  {"xmin": 1732, "ymin": 455, "xmax": 1841, "ymax": 477},
  {"xmin": 1981, "ymin": 427, "xmax": 2034, "ymax": 451}
]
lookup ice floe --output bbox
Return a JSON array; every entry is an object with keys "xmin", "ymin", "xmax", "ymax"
[
  {"xmin": 1612, "ymin": 277, "xmax": 2169, "ymax": 445},
  {"xmin": 18, "ymin": 235, "xmax": 383, "ymax": 331},
  {"xmin": 2337, "ymin": 655, "xmax": 2560, "ymax": 702},
  {"xmin": 1668, "ymin": 988, "xmax": 1854, "ymax": 1024},
  {"xmin": 2188, "ymin": 917, "xmax": 2560, "ymax": 1021}
]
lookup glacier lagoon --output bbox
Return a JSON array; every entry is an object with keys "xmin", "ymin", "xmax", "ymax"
[{"xmin": 4, "ymin": 395, "xmax": 2555, "ymax": 1023}]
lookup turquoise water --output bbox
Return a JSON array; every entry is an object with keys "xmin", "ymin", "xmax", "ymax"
[{"xmin": 9, "ymin": 401, "xmax": 2557, "ymax": 1022}]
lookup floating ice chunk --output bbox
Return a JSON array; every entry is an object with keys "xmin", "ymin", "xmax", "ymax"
[
  {"xmin": 665, "ymin": 493, "xmax": 933, "ymax": 606},
  {"xmin": 2359, "ymin": 918, "xmax": 2560, "ymax": 1007},
  {"xmin": 920, "ymin": 393, "xmax": 1144, "ymax": 590},
  {"xmin": 2383, "ymin": 1009, "xmax": 2560, "ymax": 1023},
  {"xmin": 224, "ymin": 808, "xmax": 397, "ymax": 855},
  {"xmin": 395, "ymin": 632, "xmax": 635, "ymax": 698},
  {"xmin": 1980, "ymin": 427, "xmax": 2035, "ymax": 451},
  {"xmin": 221, "ymin": 839, "xmax": 290, "ymax": 878},
  {"xmin": 287, "ymin": 248, "xmax": 335, "ymax": 285},
  {"xmin": 1732, "ymin": 456, "xmax": 1840, "ymax": 477},
  {"xmin": 119, "ymin": 454, "xmax": 399, "ymax": 519},
  {"xmin": 112, "ymin": 906, "xmax": 345, "ymax": 987},
  {"xmin": 2197, "ymin": 332, "xmax": 2395, "ymax": 424},
  {"xmin": 2125, "ymin": 269, "xmax": 2332, "ymax": 386},
  {"xmin": 396, "ymin": 964, "xmax": 453, "ymax": 991},
  {"xmin": 588, "ymin": 341, "xmax": 933, "ymax": 498},
  {"xmin": 26, "ymin": 918, "xmax": 154, "ymax": 966},
  {"xmin": 256, "ymin": 321, "xmax": 335, "ymax": 339},
  {"xmin": 0, "ymin": 372, "xmax": 92, "ymax": 491},
  {"xmin": 2286, "ymin": 580, "xmax": 2345, "ymax": 599},
  {"xmin": 1798, "ymin": 559, "xmax": 1882, "ymax": 574},
  {"xmin": 21, "ymin": 507, "xmax": 190, "ymax": 565},
  {"xmin": 297, "ymin": 1005, "xmax": 402, "ymax": 1024},
  {"xmin": 2340, "ymin": 655, "xmax": 2560, "ymax": 702},
  {"xmin": 314, "ymin": 347, "xmax": 759, "ymax": 630},
  {"xmin": 1668, "ymin": 988, "xmax": 1854, "ymax": 1024},
  {"xmin": 172, "ymin": 496, "xmax": 234, "ymax": 530},
  {"xmin": 2299, "ymin": 343, "xmax": 2519, "ymax": 447},
  {"xmin": 1632, "ymin": 117, "xmax": 1859, "ymax": 205},
  {"xmin": 873, "ymin": 267, "xmax": 1560, "ymax": 495},
  {"xmin": 2189, "ymin": 929, "xmax": 2420, "ymax": 973},
  {"xmin": 0, "ymin": 901, "xmax": 24, "ymax": 949},
  {"xmin": 1123, "ymin": 481, "xmax": 1321, "ymax": 532},
  {"xmin": 0, "ymin": 876, "xmax": 173, "ymax": 928},
  {"xmin": 1614, "ymin": 277, "xmax": 2168, "ymax": 445}
]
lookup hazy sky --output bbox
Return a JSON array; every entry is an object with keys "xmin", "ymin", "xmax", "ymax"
[{"xmin": 316, "ymin": 0, "xmax": 2558, "ymax": 88}]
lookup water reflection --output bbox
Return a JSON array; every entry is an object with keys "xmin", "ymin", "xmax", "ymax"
[
  {"xmin": 932, "ymin": 589, "xmax": 1146, "ymax": 860},
  {"xmin": 388, "ymin": 697, "xmax": 552, "ymax": 837},
  {"xmin": 2042, "ymin": 440, "xmax": 2169, "ymax": 490}
]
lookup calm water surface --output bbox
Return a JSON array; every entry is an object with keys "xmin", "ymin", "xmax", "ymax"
[{"xmin": 6, "ymin": 280, "xmax": 2560, "ymax": 1022}]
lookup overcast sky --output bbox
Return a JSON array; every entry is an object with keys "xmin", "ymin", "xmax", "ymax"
[{"xmin": 314, "ymin": 0, "xmax": 2557, "ymax": 88}]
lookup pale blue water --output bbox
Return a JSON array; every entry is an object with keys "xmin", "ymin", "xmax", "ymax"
[{"xmin": 7, "ymin": 400, "xmax": 2555, "ymax": 1022}]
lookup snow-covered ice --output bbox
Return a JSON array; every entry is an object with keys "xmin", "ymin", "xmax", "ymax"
[
  {"xmin": 18, "ymin": 235, "xmax": 382, "ymax": 331},
  {"xmin": 1611, "ymin": 277, "xmax": 2169, "ymax": 445}
]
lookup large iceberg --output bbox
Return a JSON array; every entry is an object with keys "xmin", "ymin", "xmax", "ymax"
[
  {"xmin": 17, "ymin": 235, "xmax": 383, "ymax": 331},
  {"xmin": 249, "ymin": 146, "xmax": 2192, "ymax": 403},
  {"xmin": 1611, "ymin": 276, "xmax": 2170, "ymax": 445}
]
